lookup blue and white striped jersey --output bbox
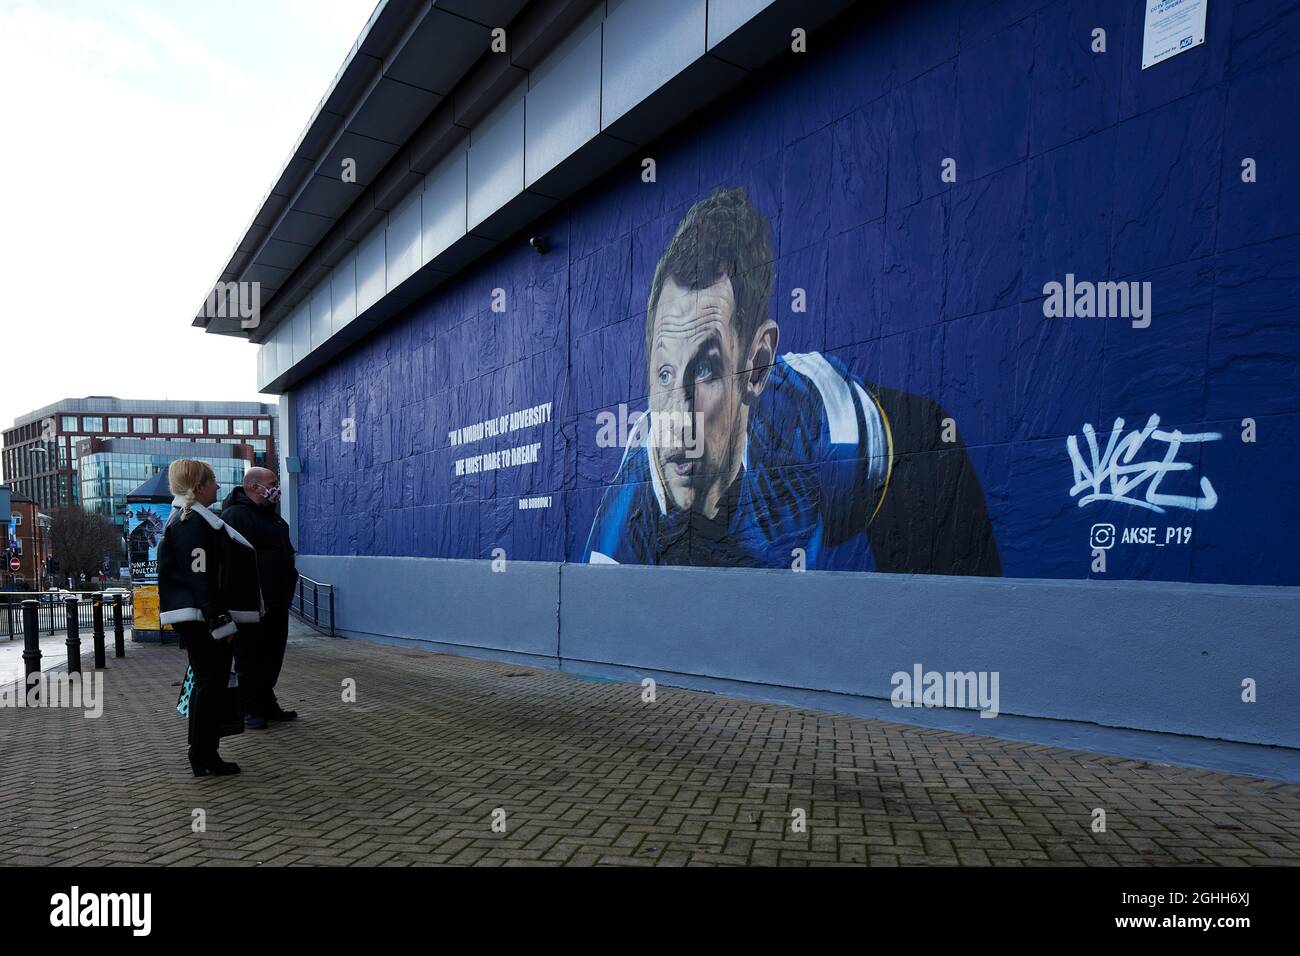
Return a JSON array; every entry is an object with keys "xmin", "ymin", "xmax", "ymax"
[{"xmin": 583, "ymin": 351, "xmax": 893, "ymax": 569}]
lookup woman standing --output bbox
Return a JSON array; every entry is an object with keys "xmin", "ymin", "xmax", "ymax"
[{"xmin": 157, "ymin": 460, "xmax": 263, "ymax": 776}]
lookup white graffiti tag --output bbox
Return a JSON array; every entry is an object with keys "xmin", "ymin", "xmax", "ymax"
[{"xmin": 1067, "ymin": 415, "xmax": 1221, "ymax": 513}]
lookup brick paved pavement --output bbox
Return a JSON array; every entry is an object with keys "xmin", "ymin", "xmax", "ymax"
[{"xmin": 2, "ymin": 623, "xmax": 1298, "ymax": 866}]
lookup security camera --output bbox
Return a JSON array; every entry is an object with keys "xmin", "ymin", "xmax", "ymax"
[{"xmin": 529, "ymin": 235, "xmax": 549, "ymax": 254}]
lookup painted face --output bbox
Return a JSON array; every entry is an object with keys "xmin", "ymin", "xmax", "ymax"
[
  {"xmin": 648, "ymin": 276, "xmax": 747, "ymax": 517},
  {"xmin": 256, "ymin": 481, "xmax": 281, "ymax": 505}
]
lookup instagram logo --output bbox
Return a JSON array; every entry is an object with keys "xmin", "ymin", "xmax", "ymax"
[{"xmin": 1090, "ymin": 523, "xmax": 1116, "ymax": 550}]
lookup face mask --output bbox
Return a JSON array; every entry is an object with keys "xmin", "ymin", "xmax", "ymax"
[{"xmin": 259, "ymin": 484, "xmax": 281, "ymax": 504}]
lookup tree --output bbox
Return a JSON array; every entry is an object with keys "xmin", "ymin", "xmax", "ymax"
[{"xmin": 47, "ymin": 507, "xmax": 121, "ymax": 586}]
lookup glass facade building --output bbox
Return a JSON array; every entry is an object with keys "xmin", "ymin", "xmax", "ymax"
[{"xmin": 77, "ymin": 440, "xmax": 252, "ymax": 528}]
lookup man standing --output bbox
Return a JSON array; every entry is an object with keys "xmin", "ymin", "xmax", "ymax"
[{"xmin": 222, "ymin": 467, "xmax": 300, "ymax": 728}]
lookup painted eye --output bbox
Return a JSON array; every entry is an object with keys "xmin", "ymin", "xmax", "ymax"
[
  {"xmin": 658, "ymin": 368, "xmax": 673, "ymax": 386},
  {"xmin": 693, "ymin": 362, "xmax": 714, "ymax": 383}
]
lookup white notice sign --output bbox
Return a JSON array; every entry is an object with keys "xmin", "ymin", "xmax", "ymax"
[{"xmin": 1142, "ymin": 0, "xmax": 1208, "ymax": 69}]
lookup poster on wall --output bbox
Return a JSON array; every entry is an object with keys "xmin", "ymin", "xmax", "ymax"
[
  {"xmin": 1142, "ymin": 0, "xmax": 1208, "ymax": 69},
  {"xmin": 126, "ymin": 502, "xmax": 170, "ymax": 583},
  {"xmin": 132, "ymin": 584, "xmax": 161, "ymax": 631}
]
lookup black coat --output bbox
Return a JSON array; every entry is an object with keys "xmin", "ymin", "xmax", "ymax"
[
  {"xmin": 220, "ymin": 487, "xmax": 299, "ymax": 610},
  {"xmin": 158, "ymin": 501, "xmax": 263, "ymax": 637}
]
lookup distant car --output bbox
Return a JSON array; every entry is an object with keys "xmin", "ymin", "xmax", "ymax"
[
  {"xmin": 42, "ymin": 588, "xmax": 73, "ymax": 603},
  {"xmin": 101, "ymin": 587, "xmax": 130, "ymax": 597}
]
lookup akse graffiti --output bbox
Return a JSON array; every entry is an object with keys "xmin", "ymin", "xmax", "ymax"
[{"xmin": 1067, "ymin": 415, "xmax": 1221, "ymax": 513}]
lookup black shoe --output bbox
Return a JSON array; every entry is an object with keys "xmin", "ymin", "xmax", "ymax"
[
  {"xmin": 244, "ymin": 715, "xmax": 269, "ymax": 730},
  {"xmin": 269, "ymin": 708, "xmax": 297, "ymax": 721},
  {"xmin": 188, "ymin": 750, "xmax": 239, "ymax": 776}
]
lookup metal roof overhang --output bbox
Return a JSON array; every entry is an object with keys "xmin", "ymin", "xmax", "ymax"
[
  {"xmin": 194, "ymin": 0, "xmax": 857, "ymax": 388},
  {"xmin": 193, "ymin": 0, "xmax": 536, "ymax": 337}
]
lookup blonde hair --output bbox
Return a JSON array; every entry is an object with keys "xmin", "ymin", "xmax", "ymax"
[{"xmin": 168, "ymin": 459, "xmax": 216, "ymax": 520}]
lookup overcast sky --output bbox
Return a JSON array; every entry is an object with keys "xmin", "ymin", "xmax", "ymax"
[{"xmin": 0, "ymin": 0, "xmax": 377, "ymax": 430}]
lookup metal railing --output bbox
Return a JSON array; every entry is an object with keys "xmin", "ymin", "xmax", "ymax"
[
  {"xmin": 1, "ymin": 591, "xmax": 134, "ymax": 639},
  {"xmin": 290, "ymin": 575, "xmax": 335, "ymax": 637}
]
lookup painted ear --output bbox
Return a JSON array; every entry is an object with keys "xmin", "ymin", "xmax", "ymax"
[{"xmin": 745, "ymin": 321, "xmax": 780, "ymax": 399}]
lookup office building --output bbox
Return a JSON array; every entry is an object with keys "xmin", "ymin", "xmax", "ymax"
[
  {"xmin": 76, "ymin": 438, "xmax": 256, "ymax": 527},
  {"xmin": 2, "ymin": 396, "xmax": 277, "ymax": 512}
]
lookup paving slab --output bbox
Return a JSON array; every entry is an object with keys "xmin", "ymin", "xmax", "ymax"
[{"xmin": 1, "ymin": 622, "xmax": 1298, "ymax": 866}]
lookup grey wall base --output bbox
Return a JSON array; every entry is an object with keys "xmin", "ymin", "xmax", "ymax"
[{"xmin": 297, "ymin": 554, "xmax": 1300, "ymax": 782}]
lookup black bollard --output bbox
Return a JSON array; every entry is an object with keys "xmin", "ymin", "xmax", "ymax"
[
  {"xmin": 64, "ymin": 596, "xmax": 81, "ymax": 674},
  {"xmin": 92, "ymin": 594, "xmax": 106, "ymax": 669},
  {"xmin": 22, "ymin": 600, "xmax": 41, "ymax": 703},
  {"xmin": 111, "ymin": 594, "xmax": 125, "ymax": 658}
]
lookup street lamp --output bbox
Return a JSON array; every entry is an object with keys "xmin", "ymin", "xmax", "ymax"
[
  {"xmin": 26, "ymin": 445, "xmax": 50, "ymax": 507},
  {"xmin": 118, "ymin": 502, "xmax": 132, "ymax": 584},
  {"xmin": 36, "ymin": 513, "xmax": 51, "ymax": 590}
]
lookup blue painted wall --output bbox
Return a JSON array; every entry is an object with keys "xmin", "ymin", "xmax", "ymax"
[
  {"xmin": 288, "ymin": 0, "xmax": 1300, "ymax": 777},
  {"xmin": 293, "ymin": 0, "xmax": 1300, "ymax": 586}
]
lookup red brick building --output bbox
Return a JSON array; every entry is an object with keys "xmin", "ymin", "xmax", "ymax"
[{"xmin": 4, "ymin": 491, "xmax": 50, "ymax": 589}]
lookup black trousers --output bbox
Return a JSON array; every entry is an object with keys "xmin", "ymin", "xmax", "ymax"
[
  {"xmin": 177, "ymin": 623, "xmax": 233, "ymax": 758},
  {"xmin": 233, "ymin": 606, "xmax": 290, "ymax": 717}
]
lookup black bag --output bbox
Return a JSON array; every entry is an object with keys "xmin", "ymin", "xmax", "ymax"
[
  {"xmin": 217, "ymin": 671, "xmax": 245, "ymax": 739},
  {"xmin": 179, "ymin": 668, "xmax": 244, "ymax": 739}
]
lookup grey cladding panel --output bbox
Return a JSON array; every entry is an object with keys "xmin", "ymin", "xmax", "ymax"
[
  {"xmin": 272, "ymin": 208, "xmax": 337, "ymax": 249},
  {"xmin": 256, "ymin": 237, "xmax": 314, "ymax": 271},
  {"xmin": 707, "ymin": 0, "xmax": 774, "ymax": 47},
  {"xmin": 524, "ymin": 21, "xmax": 602, "ymax": 186},
  {"xmin": 294, "ymin": 175, "xmax": 365, "ymax": 222},
  {"xmin": 437, "ymin": 0, "xmax": 530, "ymax": 28},
  {"xmin": 347, "ymin": 75, "xmax": 443, "ymax": 144},
  {"xmin": 385, "ymin": 8, "xmax": 493, "ymax": 94},
  {"xmin": 601, "ymin": 0, "xmax": 707, "ymax": 127}
]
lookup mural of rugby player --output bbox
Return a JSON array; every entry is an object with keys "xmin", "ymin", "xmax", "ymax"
[{"xmin": 583, "ymin": 187, "xmax": 1001, "ymax": 575}]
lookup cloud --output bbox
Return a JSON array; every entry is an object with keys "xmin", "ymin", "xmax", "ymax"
[
  {"xmin": 0, "ymin": 0, "xmax": 375, "ymax": 432},
  {"xmin": 128, "ymin": 9, "xmax": 258, "ymax": 100}
]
